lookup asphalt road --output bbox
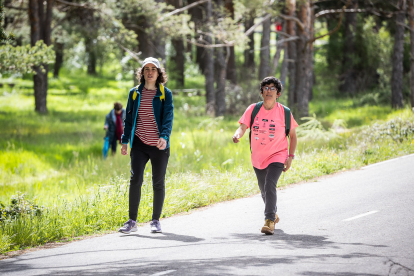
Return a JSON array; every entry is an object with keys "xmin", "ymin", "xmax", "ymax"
[{"xmin": 1, "ymin": 154, "xmax": 414, "ymax": 276}]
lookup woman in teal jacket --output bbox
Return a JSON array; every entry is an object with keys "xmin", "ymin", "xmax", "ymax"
[{"xmin": 118, "ymin": 57, "xmax": 174, "ymax": 234}]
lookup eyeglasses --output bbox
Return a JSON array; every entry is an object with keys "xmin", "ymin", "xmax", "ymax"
[{"xmin": 263, "ymin": 87, "xmax": 277, "ymax": 92}]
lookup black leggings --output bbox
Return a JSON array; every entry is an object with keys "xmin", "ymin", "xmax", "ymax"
[{"xmin": 129, "ymin": 137, "xmax": 170, "ymax": 221}]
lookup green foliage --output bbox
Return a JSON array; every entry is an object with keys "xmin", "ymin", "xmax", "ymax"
[
  {"xmin": 296, "ymin": 114, "xmax": 344, "ymax": 140},
  {"xmin": 0, "ymin": 41, "xmax": 55, "ymax": 74},
  {"xmin": 0, "ymin": 1, "xmax": 14, "ymax": 43},
  {"xmin": 1, "ymin": 72, "xmax": 414, "ymax": 254},
  {"xmin": 0, "ymin": 192, "xmax": 44, "ymax": 222}
]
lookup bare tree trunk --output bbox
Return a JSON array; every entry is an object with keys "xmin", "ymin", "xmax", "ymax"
[
  {"xmin": 280, "ymin": 46, "xmax": 288, "ymax": 87},
  {"xmin": 188, "ymin": 0, "xmax": 205, "ymax": 73},
  {"xmin": 308, "ymin": 2, "xmax": 315, "ymax": 102},
  {"xmin": 168, "ymin": 0, "xmax": 185, "ymax": 87},
  {"xmin": 272, "ymin": 45, "xmax": 283, "ymax": 75},
  {"xmin": 53, "ymin": 42, "xmax": 63, "ymax": 78},
  {"xmin": 137, "ymin": 16, "xmax": 155, "ymax": 59},
  {"xmin": 244, "ymin": 11, "xmax": 255, "ymax": 71},
  {"xmin": 286, "ymin": 0, "xmax": 297, "ymax": 110},
  {"xmin": 85, "ymin": 36, "xmax": 97, "ymax": 75},
  {"xmin": 205, "ymin": 0, "xmax": 215, "ymax": 115},
  {"xmin": 215, "ymin": 46, "xmax": 227, "ymax": 116},
  {"xmin": 259, "ymin": 14, "xmax": 271, "ymax": 80},
  {"xmin": 339, "ymin": 0, "xmax": 357, "ymax": 95},
  {"xmin": 391, "ymin": 0, "xmax": 406, "ymax": 109},
  {"xmin": 409, "ymin": 0, "xmax": 414, "ymax": 108},
  {"xmin": 172, "ymin": 38, "xmax": 185, "ymax": 87},
  {"xmin": 29, "ymin": 0, "xmax": 53, "ymax": 113},
  {"xmin": 295, "ymin": 0, "xmax": 311, "ymax": 118},
  {"xmin": 225, "ymin": 0, "xmax": 237, "ymax": 84}
]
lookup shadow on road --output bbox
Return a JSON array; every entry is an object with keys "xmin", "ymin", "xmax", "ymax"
[
  {"xmin": 3, "ymin": 253, "xmax": 381, "ymax": 276},
  {"xmin": 232, "ymin": 229, "xmax": 335, "ymax": 249},
  {"xmin": 120, "ymin": 232, "xmax": 205, "ymax": 243}
]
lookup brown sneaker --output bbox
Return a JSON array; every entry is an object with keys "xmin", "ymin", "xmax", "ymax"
[
  {"xmin": 275, "ymin": 214, "xmax": 280, "ymax": 224},
  {"xmin": 261, "ymin": 219, "xmax": 275, "ymax": 235}
]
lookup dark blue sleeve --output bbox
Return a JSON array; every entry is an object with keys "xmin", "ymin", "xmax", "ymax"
[
  {"xmin": 160, "ymin": 88, "xmax": 174, "ymax": 141},
  {"xmin": 121, "ymin": 90, "xmax": 134, "ymax": 145}
]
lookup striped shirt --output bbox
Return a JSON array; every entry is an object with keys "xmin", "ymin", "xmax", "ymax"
[{"xmin": 135, "ymin": 87, "xmax": 159, "ymax": 146}]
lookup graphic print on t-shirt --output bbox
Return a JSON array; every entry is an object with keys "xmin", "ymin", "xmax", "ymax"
[
  {"xmin": 238, "ymin": 103, "xmax": 299, "ymax": 169},
  {"xmin": 253, "ymin": 115, "xmax": 283, "ymax": 146}
]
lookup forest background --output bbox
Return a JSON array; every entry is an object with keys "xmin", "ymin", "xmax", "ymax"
[{"xmin": 0, "ymin": 0, "xmax": 414, "ymax": 255}]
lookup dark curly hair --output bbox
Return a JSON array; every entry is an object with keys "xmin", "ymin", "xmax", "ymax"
[
  {"xmin": 136, "ymin": 67, "xmax": 168, "ymax": 85},
  {"xmin": 260, "ymin": 76, "xmax": 283, "ymax": 94}
]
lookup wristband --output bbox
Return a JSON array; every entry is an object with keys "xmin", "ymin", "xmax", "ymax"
[{"xmin": 288, "ymin": 154, "xmax": 295, "ymax": 159}]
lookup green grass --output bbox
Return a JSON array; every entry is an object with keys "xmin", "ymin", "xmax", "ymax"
[{"xmin": 1, "ymin": 70, "xmax": 413, "ymax": 254}]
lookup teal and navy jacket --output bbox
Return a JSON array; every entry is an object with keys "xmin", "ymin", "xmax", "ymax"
[{"xmin": 121, "ymin": 81, "xmax": 174, "ymax": 149}]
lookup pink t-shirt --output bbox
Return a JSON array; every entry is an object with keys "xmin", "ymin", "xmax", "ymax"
[{"xmin": 239, "ymin": 103, "xmax": 298, "ymax": 169}]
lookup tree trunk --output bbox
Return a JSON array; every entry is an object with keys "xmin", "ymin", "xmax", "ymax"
[
  {"xmin": 53, "ymin": 42, "xmax": 63, "ymax": 78},
  {"xmin": 215, "ymin": 46, "xmax": 227, "ymax": 116},
  {"xmin": 137, "ymin": 16, "xmax": 155, "ymax": 59},
  {"xmin": 168, "ymin": 0, "xmax": 185, "ymax": 87},
  {"xmin": 308, "ymin": 2, "xmax": 315, "ymax": 102},
  {"xmin": 409, "ymin": 0, "xmax": 414, "ymax": 108},
  {"xmin": 244, "ymin": 11, "xmax": 255, "ymax": 71},
  {"xmin": 204, "ymin": 1, "xmax": 215, "ymax": 115},
  {"xmin": 280, "ymin": 46, "xmax": 288, "ymax": 87},
  {"xmin": 188, "ymin": 0, "xmax": 205, "ymax": 73},
  {"xmin": 172, "ymin": 38, "xmax": 185, "ymax": 87},
  {"xmin": 225, "ymin": 0, "xmax": 237, "ymax": 84},
  {"xmin": 295, "ymin": 0, "xmax": 311, "ymax": 118},
  {"xmin": 259, "ymin": 14, "xmax": 271, "ymax": 80},
  {"xmin": 339, "ymin": 0, "xmax": 357, "ymax": 95},
  {"xmin": 286, "ymin": 0, "xmax": 297, "ymax": 110},
  {"xmin": 29, "ymin": 0, "xmax": 53, "ymax": 113},
  {"xmin": 85, "ymin": 36, "xmax": 97, "ymax": 75},
  {"xmin": 391, "ymin": 0, "xmax": 406, "ymax": 109}
]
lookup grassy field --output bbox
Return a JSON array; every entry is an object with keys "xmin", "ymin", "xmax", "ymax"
[{"xmin": 0, "ymin": 69, "xmax": 413, "ymax": 254}]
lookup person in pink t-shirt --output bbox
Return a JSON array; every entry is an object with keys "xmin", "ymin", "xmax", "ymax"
[{"xmin": 233, "ymin": 76, "xmax": 298, "ymax": 235}]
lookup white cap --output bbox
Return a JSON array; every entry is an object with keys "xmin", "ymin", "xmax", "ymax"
[{"xmin": 142, "ymin": 57, "xmax": 161, "ymax": 69}]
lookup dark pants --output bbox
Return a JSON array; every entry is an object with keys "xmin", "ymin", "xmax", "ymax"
[
  {"xmin": 111, "ymin": 137, "xmax": 118, "ymax": 154},
  {"xmin": 129, "ymin": 137, "xmax": 170, "ymax": 221},
  {"xmin": 253, "ymin": 162, "xmax": 284, "ymax": 221}
]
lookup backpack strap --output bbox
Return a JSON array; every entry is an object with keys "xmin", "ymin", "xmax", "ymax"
[
  {"xmin": 249, "ymin": 101, "xmax": 263, "ymax": 152},
  {"xmin": 282, "ymin": 104, "xmax": 291, "ymax": 136},
  {"xmin": 159, "ymin": 84, "xmax": 165, "ymax": 102},
  {"xmin": 132, "ymin": 84, "xmax": 165, "ymax": 103},
  {"xmin": 132, "ymin": 85, "xmax": 139, "ymax": 101}
]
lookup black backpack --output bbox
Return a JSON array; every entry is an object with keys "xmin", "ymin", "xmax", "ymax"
[{"xmin": 249, "ymin": 101, "xmax": 291, "ymax": 151}]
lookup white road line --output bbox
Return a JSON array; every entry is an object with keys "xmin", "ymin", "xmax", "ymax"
[
  {"xmin": 150, "ymin": 270, "xmax": 176, "ymax": 276},
  {"xmin": 342, "ymin": 210, "xmax": 379, "ymax": 222}
]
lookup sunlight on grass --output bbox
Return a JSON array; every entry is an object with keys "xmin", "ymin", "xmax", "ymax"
[{"xmin": 1, "ymin": 71, "xmax": 413, "ymax": 254}]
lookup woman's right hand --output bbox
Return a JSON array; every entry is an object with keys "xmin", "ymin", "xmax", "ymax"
[
  {"xmin": 232, "ymin": 134, "xmax": 240, "ymax": 143},
  {"xmin": 121, "ymin": 144, "xmax": 128, "ymax": 155},
  {"xmin": 233, "ymin": 124, "xmax": 248, "ymax": 143}
]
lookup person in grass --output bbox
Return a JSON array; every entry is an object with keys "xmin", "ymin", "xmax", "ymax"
[
  {"xmin": 232, "ymin": 76, "xmax": 298, "ymax": 235},
  {"xmin": 118, "ymin": 57, "xmax": 174, "ymax": 234},
  {"xmin": 104, "ymin": 102, "xmax": 126, "ymax": 156}
]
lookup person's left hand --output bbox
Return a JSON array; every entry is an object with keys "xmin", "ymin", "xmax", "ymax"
[
  {"xmin": 283, "ymin": 156, "xmax": 293, "ymax": 172},
  {"xmin": 157, "ymin": 138, "xmax": 167, "ymax": 150}
]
